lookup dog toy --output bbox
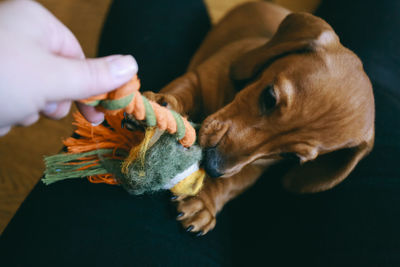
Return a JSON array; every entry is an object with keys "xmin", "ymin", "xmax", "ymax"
[{"xmin": 42, "ymin": 75, "xmax": 205, "ymax": 196}]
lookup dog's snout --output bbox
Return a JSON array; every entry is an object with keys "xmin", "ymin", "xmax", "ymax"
[
  {"xmin": 203, "ymin": 147, "xmax": 224, "ymax": 178},
  {"xmin": 199, "ymin": 117, "xmax": 230, "ymax": 148}
]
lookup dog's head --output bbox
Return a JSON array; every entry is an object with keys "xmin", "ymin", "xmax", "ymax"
[{"xmin": 199, "ymin": 12, "xmax": 375, "ymax": 192}]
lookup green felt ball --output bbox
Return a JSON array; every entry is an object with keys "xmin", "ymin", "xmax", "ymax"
[{"xmin": 118, "ymin": 132, "xmax": 202, "ymax": 195}]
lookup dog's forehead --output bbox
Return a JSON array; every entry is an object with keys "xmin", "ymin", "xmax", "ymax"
[{"xmin": 271, "ymin": 49, "xmax": 365, "ymax": 94}]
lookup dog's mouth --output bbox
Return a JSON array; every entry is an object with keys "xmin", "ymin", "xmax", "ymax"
[
  {"xmin": 201, "ymin": 145, "xmax": 261, "ymax": 178},
  {"xmin": 202, "ymin": 141, "xmax": 291, "ymax": 178}
]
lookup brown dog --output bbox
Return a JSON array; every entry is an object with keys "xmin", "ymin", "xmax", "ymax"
[{"xmin": 143, "ymin": 2, "xmax": 375, "ymax": 235}]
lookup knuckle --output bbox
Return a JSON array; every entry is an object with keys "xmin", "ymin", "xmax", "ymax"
[
  {"xmin": 177, "ymin": 199, "xmax": 199, "ymax": 214},
  {"xmin": 195, "ymin": 209, "xmax": 212, "ymax": 226},
  {"xmin": 186, "ymin": 198, "xmax": 205, "ymax": 211}
]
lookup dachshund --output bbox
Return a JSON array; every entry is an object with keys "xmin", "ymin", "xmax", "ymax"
[{"xmin": 143, "ymin": 1, "xmax": 375, "ymax": 235}]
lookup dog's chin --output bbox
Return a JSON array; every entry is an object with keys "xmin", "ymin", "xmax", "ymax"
[
  {"xmin": 213, "ymin": 155, "xmax": 280, "ymax": 178},
  {"xmin": 218, "ymin": 163, "xmax": 246, "ymax": 178}
]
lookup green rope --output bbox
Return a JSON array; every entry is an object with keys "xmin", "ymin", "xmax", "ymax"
[
  {"xmin": 100, "ymin": 93, "xmax": 134, "ymax": 110},
  {"xmin": 42, "ymin": 149, "xmax": 122, "ymax": 185},
  {"xmin": 85, "ymin": 100, "xmax": 100, "ymax": 106},
  {"xmin": 170, "ymin": 110, "xmax": 186, "ymax": 140},
  {"xmin": 141, "ymin": 95, "xmax": 157, "ymax": 127}
]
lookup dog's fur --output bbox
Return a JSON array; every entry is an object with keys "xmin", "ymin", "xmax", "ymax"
[{"xmin": 144, "ymin": 2, "xmax": 375, "ymax": 235}]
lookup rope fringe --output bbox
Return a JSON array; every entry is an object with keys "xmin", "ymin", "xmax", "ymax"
[{"xmin": 42, "ymin": 111, "xmax": 143, "ymax": 185}]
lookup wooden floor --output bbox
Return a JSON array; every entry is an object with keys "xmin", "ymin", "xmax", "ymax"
[{"xmin": 0, "ymin": 0, "xmax": 320, "ymax": 234}]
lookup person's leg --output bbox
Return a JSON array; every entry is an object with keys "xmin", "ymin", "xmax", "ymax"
[
  {"xmin": 0, "ymin": 1, "xmax": 234, "ymax": 266},
  {"xmin": 228, "ymin": 1, "xmax": 400, "ymax": 266}
]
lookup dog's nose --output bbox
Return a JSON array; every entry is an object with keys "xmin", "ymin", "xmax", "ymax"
[{"xmin": 203, "ymin": 147, "xmax": 224, "ymax": 178}]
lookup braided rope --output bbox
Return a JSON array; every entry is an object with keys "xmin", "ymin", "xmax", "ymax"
[{"xmin": 79, "ymin": 75, "xmax": 196, "ymax": 147}]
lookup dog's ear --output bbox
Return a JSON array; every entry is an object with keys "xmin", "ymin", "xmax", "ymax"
[
  {"xmin": 282, "ymin": 136, "xmax": 374, "ymax": 193},
  {"xmin": 230, "ymin": 12, "xmax": 339, "ymax": 81}
]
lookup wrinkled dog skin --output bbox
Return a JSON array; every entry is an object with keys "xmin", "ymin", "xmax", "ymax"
[{"xmin": 145, "ymin": 2, "xmax": 375, "ymax": 235}]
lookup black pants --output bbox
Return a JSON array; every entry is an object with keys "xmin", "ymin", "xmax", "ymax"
[{"xmin": 1, "ymin": 0, "xmax": 399, "ymax": 266}]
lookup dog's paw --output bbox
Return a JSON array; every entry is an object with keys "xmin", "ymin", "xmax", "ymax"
[
  {"xmin": 173, "ymin": 191, "xmax": 217, "ymax": 236},
  {"xmin": 142, "ymin": 91, "xmax": 182, "ymax": 113}
]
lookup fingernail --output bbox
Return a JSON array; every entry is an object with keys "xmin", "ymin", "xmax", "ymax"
[
  {"xmin": 42, "ymin": 102, "xmax": 58, "ymax": 115},
  {"xmin": 108, "ymin": 55, "xmax": 138, "ymax": 81},
  {"xmin": 91, "ymin": 120, "xmax": 103, "ymax": 126},
  {"xmin": 186, "ymin": 225, "xmax": 194, "ymax": 232},
  {"xmin": 177, "ymin": 212, "xmax": 184, "ymax": 218}
]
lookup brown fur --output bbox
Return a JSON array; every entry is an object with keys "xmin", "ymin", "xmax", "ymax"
[{"xmin": 144, "ymin": 2, "xmax": 375, "ymax": 235}]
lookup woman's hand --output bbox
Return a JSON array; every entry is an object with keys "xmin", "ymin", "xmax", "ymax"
[{"xmin": 0, "ymin": 0, "xmax": 138, "ymax": 136}]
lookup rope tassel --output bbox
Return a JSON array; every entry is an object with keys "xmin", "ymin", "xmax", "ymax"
[
  {"xmin": 42, "ymin": 111, "xmax": 142, "ymax": 185},
  {"xmin": 42, "ymin": 149, "xmax": 118, "ymax": 185}
]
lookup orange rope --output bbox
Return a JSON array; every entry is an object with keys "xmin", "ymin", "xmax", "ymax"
[
  {"xmin": 79, "ymin": 75, "xmax": 196, "ymax": 147},
  {"xmin": 88, "ymin": 174, "xmax": 119, "ymax": 184},
  {"xmin": 63, "ymin": 111, "xmax": 144, "ymax": 185}
]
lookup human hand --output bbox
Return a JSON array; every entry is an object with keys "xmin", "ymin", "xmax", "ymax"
[{"xmin": 0, "ymin": 0, "xmax": 138, "ymax": 136}]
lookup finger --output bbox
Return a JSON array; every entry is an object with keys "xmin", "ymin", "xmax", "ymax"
[
  {"xmin": 41, "ymin": 101, "xmax": 72, "ymax": 120},
  {"xmin": 18, "ymin": 113, "xmax": 40, "ymax": 127},
  {"xmin": 75, "ymin": 102, "xmax": 104, "ymax": 125},
  {"xmin": 46, "ymin": 54, "xmax": 138, "ymax": 101},
  {"xmin": 0, "ymin": 126, "xmax": 11, "ymax": 137}
]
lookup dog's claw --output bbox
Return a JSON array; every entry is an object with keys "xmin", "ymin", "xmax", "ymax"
[
  {"xmin": 121, "ymin": 119, "xmax": 126, "ymax": 129},
  {"xmin": 171, "ymin": 195, "xmax": 178, "ymax": 200},
  {"xmin": 175, "ymin": 187, "xmax": 217, "ymax": 236}
]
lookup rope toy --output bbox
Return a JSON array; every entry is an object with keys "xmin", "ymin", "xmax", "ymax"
[
  {"xmin": 80, "ymin": 75, "xmax": 196, "ymax": 147},
  {"xmin": 42, "ymin": 75, "xmax": 205, "ymax": 196}
]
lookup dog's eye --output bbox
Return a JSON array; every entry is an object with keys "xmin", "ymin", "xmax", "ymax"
[{"xmin": 259, "ymin": 84, "xmax": 277, "ymax": 114}]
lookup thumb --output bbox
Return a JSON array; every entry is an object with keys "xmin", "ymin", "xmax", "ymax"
[{"xmin": 46, "ymin": 54, "xmax": 138, "ymax": 101}]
